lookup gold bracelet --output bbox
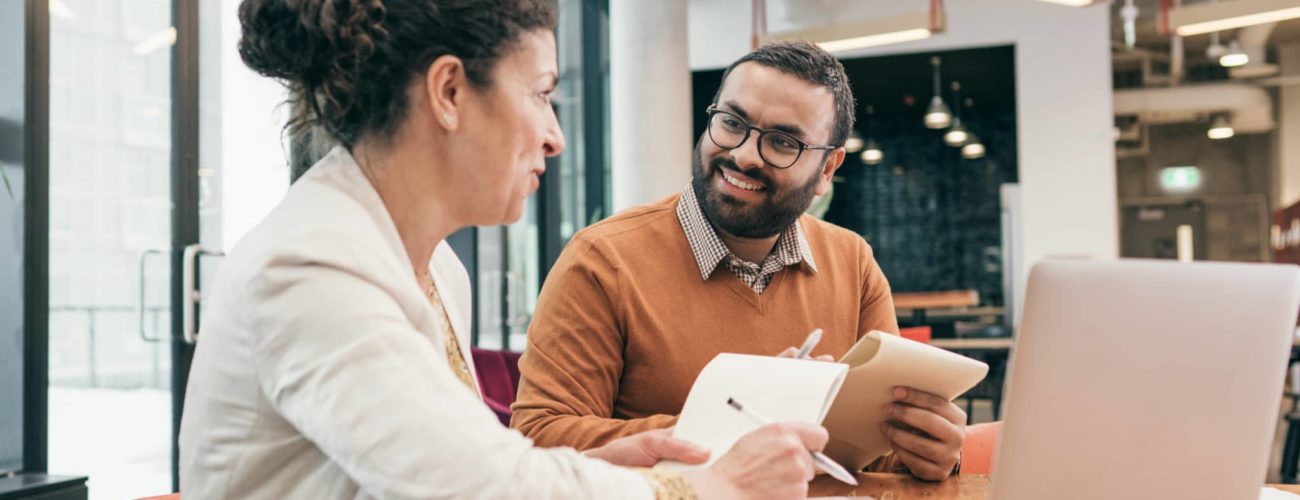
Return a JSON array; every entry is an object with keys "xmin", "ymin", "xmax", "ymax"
[{"xmin": 635, "ymin": 467, "xmax": 698, "ymax": 500}]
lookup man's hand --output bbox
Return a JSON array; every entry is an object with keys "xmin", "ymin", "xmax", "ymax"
[
  {"xmin": 775, "ymin": 346, "xmax": 834, "ymax": 362},
  {"xmin": 880, "ymin": 386, "xmax": 965, "ymax": 481},
  {"xmin": 583, "ymin": 427, "xmax": 709, "ymax": 467}
]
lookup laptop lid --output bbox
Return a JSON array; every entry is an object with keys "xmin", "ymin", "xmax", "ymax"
[{"xmin": 992, "ymin": 259, "xmax": 1300, "ymax": 500}]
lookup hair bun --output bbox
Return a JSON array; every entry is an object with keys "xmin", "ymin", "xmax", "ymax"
[{"xmin": 236, "ymin": 0, "xmax": 386, "ymax": 84}]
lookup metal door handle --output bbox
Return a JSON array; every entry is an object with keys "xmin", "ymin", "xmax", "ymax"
[
  {"xmin": 182, "ymin": 243, "xmax": 225, "ymax": 344},
  {"xmin": 137, "ymin": 248, "xmax": 169, "ymax": 342}
]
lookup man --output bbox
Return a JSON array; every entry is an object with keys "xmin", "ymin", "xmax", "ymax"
[{"xmin": 511, "ymin": 41, "xmax": 965, "ymax": 481}]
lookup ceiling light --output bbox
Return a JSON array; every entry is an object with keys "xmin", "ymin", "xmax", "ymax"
[
  {"xmin": 924, "ymin": 57, "xmax": 951, "ymax": 129},
  {"xmin": 1172, "ymin": 0, "xmax": 1300, "ymax": 36},
  {"xmin": 1206, "ymin": 32, "xmax": 1228, "ymax": 59},
  {"xmin": 945, "ymin": 119, "xmax": 969, "ymax": 147},
  {"xmin": 962, "ymin": 135, "xmax": 986, "ymax": 159},
  {"xmin": 1207, "ymin": 114, "xmax": 1234, "ymax": 139},
  {"xmin": 1219, "ymin": 39, "xmax": 1249, "ymax": 67},
  {"xmin": 762, "ymin": 10, "xmax": 944, "ymax": 54},
  {"xmin": 861, "ymin": 138, "xmax": 883, "ymax": 165},
  {"xmin": 845, "ymin": 131, "xmax": 864, "ymax": 153}
]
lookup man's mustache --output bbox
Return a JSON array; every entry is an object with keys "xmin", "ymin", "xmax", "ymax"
[{"xmin": 709, "ymin": 156, "xmax": 772, "ymax": 190}]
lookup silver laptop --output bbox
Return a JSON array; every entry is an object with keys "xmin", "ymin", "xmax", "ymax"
[{"xmin": 992, "ymin": 259, "xmax": 1300, "ymax": 500}]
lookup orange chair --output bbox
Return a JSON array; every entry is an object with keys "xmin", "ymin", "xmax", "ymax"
[
  {"xmin": 135, "ymin": 494, "xmax": 179, "ymax": 500},
  {"xmin": 899, "ymin": 326, "xmax": 933, "ymax": 343},
  {"xmin": 960, "ymin": 421, "xmax": 1002, "ymax": 475}
]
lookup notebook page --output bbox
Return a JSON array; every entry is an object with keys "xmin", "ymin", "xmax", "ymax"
[{"xmin": 661, "ymin": 353, "xmax": 849, "ymax": 470}]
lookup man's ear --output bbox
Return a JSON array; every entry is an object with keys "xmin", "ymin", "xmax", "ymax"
[{"xmin": 815, "ymin": 148, "xmax": 846, "ymax": 196}]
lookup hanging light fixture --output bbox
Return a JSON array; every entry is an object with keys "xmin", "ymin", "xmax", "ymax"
[
  {"xmin": 861, "ymin": 138, "xmax": 884, "ymax": 164},
  {"xmin": 1206, "ymin": 31, "xmax": 1229, "ymax": 59},
  {"xmin": 1207, "ymin": 113, "xmax": 1235, "ymax": 139},
  {"xmin": 944, "ymin": 82, "xmax": 969, "ymax": 146},
  {"xmin": 962, "ymin": 134, "xmax": 986, "ymax": 159},
  {"xmin": 845, "ymin": 130, "xmax": 865, "ymax": 153},
  {"xmin": 924, "ymin": 56, "xmax": 952, "ymax": 129},
  {"xmin": 861, "ymin": 105, "xmax": 883, "ymax": 164},
  {"xmin": 1219, "ymin": 38, "xmax": 1249, "ymax": 67}
]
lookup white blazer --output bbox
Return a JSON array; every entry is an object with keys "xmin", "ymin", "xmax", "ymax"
[{"xmin": 178, "ymin": 146, "xmax": 651, "ymax": 500}]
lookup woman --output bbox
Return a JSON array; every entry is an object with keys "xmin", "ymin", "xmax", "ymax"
[{"xmin": 178, "ymin": 1, "xmax": 830, "ymax": 499}]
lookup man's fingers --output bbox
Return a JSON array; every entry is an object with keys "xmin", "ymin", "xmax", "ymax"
[
  {"xmin": 890, "ymin": 444, "xmax": 948, "ymax": 482},
  {"xmin": 893, "ymin": 387, "xmax": 967, "ymax": 425},
  {"xmin": 649, "ymin": 432, "xmax": 710, "ymax": 464},
  {"xmin": 884, "ymin": 403, "xmax": 963, "ymax": 446},
  {"xmin": 777, "ymin": 347, "xmax": 799, "ymax": 358}
]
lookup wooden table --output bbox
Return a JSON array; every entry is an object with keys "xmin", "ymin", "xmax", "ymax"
[
  {"xmin": 893, "ymin": 291, "xmax": 980, "ymax": 310},
  {"xmin": 808, "ymin": 473, "xmax": 1300, "ymax": 498}
]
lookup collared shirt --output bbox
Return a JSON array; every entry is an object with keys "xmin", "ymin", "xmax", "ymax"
[{"xmin": 675, "ymin": 184, "xmax": 817, "ymax": 293}]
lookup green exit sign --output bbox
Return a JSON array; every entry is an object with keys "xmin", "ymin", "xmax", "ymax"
[{"xmin": 1160, "ymin": 166, "xmax": 1200, "ymax": 192}]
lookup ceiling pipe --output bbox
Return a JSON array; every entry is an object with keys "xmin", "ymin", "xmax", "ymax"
[{"xmin": 1229, "ymin": 22, "xmax": 1278, "ymax": 78}]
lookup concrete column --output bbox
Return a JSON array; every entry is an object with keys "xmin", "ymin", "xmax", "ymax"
[
  {"xmin": 1278, "ymin": 42, "xmax": 1300, "ymax": 209},
  {"xmin": 609, "ymin": 0, "xmax": 693, "ymax": 211}
]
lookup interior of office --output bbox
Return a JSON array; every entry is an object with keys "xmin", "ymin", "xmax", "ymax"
[{"xmin": 3, "ymin": 0, "xmax": 1300, "ymax": 498}]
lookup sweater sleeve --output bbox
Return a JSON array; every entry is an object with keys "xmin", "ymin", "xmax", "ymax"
[
  {"xmin": 858, "ymin": 239, "xmax": 900, "ymax": 339},
  {"xmin": 246, "ymin": 250, "xmax": 655, "ymax": 500},
  {"xmin": 511, "ymin": 239, "xmax": 678, "ymax": 450}
]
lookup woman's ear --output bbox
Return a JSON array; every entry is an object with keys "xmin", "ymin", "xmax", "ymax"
[{"xmin": 424, "ymin": 54, "xmax": 467, "ymax": 132}]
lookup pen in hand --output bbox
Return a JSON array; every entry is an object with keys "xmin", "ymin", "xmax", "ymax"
[
  {"xmin": 726, "ymin": 397, "xmax": 859, "ymax": 486},
  {"xmin": 795, "ymin": 328, "xmax": 823, "ymax": 360}
]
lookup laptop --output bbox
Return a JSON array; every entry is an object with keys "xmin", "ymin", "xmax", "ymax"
[{"xmin": 991, "ymin": 259, "xmax": 1300, "ymax": 500}]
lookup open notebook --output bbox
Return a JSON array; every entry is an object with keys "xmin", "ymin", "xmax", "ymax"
[
  {"xmin": 660, "ymin": 353, "xmax": 849, "ymax": 470},
  {"xmin": 662, "ymin": 331, "xmax": 988, "ymax": 472}
]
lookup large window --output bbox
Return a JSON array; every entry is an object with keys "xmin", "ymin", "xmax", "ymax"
[
  {"xmin": 1, "ymin": 0, "xmax": 32, "ymax": 475},
  {"xmin": 474, "ymin": 0, "xmax": 610, "ymax": 350}
]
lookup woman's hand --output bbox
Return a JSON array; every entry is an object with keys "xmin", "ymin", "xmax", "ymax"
[
  {"xmin": 683, "ymin": 422, "xmax": 829, "ymax": 500},
  {"xmin": 583, "ymin": 428, "xmax": 709, "ymax": 467}
]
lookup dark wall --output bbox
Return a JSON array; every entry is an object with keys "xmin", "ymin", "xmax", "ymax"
[
  {"xmin": 824, "ymin": 111, "xmax": 1017, "ymax": 304},
  {"xmin": 691, "ymin": 45, "xmax": 1018, "ymax": 306}
]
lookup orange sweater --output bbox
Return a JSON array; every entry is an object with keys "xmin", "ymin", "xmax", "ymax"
[{"xmin": 511, "ymin": 194, "xmax": 900, "ymax": 450}]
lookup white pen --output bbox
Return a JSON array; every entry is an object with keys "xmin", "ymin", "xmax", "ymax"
[
  {"xmin": 795, "ymin": 328, "xmax": 823, "ymax": 360},
  {"xmin": 725, "ymin": 397, "xmax": 859, "ymax": 486}
]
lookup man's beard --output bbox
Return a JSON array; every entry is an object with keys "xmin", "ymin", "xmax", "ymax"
[{"xmin": 690, "ymin": 139, "xmax": 820, "ymax": 239}]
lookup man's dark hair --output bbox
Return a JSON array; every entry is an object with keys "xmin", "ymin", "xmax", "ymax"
[{"xmin": 712, "ymin": 40, "xmax": 856, "ymax": 148}]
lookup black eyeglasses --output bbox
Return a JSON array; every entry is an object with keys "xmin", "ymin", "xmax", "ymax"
[{"xmin": 705, "ymin": 105, "xmax": 836, "ymax": 169}]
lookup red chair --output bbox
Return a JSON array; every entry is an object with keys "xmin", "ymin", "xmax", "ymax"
[
  {"xmin": 470, "ymin": 347, "xmax": 523, "ymax": 426},
  {"xmin": 960, "ymin": 421, "xmax": 1002, "ymax": 475},
  {"xmin": 899, "ymin": 326, "xmax": 933, "ymax": 343}
]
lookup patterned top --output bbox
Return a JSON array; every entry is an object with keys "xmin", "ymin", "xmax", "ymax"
[
  {"xmin": 675, "ymin": 185, "xmax": 817, "ymax": 293},
  {"xmin": 427, "ymin": 279, "xmax": 479, "ymax": 397}
]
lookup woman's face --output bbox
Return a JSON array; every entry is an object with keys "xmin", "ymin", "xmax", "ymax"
[{"xmin": 452, "ymin": 29, "xmax": 565, "ymax": 226}]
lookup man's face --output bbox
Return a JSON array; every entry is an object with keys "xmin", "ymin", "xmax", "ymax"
[{"xmin": 692, "ymin": 62, "xmax": 843, "ymax": 239}]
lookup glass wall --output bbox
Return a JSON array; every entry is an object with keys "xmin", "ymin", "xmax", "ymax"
[
  {"xmin": 46, "ymin": 0, "xmax": 176, "ymax": 497},
  {"xmin": 477, "ymin": 0, "xmax": 610, "ymax": 350},
  {"xmin": 0, "ymin": 0, "xmax": 29, "ymax": 474}
]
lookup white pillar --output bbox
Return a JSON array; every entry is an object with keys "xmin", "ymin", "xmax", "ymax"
[
  {"xmin": 1278, "ymin": 42, "xmax": 1300, "ymax": 209},
  {"xmin": 609, "ymin": 0, "xmax": 693, "ymax": 211}
]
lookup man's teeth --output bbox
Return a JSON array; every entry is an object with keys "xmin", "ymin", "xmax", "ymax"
[{"xmin": 722, "ymin": 171, "xmax": 761, "ymax": 191}]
